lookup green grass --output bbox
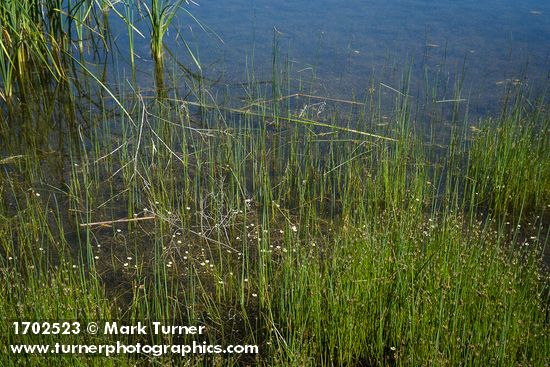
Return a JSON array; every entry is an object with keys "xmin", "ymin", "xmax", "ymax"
[
  {"xmin": 467, "ymin": 94, "xmax": 550, "ymax": 220},
  {"xmin": 143, "ymin": 0, "xmax": 187, "ymax": 64},
  {"xmin": 0, "ymin": 2, "xmax": 549, "ymax": 366}
]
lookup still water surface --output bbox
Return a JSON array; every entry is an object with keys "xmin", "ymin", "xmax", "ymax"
[{"xmin": 114, "ymin": 0, "xmax": 550, "ymax": 114}]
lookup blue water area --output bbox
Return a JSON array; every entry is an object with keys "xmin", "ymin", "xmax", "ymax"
[{"xmin": 114, "ymin": 0, "xmax": 550, "ymax": 115}]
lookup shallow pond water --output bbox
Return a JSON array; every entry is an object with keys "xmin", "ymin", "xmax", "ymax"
[{"xmin": 110, "ymin": 0, "xmax": 550, "ymax": 116}]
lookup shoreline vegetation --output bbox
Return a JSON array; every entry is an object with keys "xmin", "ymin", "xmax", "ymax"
[{"xmin": 1, "ymin": 1, "xmax": 549, "ymax": 366}]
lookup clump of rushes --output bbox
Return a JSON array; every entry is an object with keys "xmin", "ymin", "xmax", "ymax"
[
  {"xmin": 0, "ymin": 0, "xmax": 63, "ymax": 101},
  {"xmin": 467, "ymin": 93, "xmax": 550, "ymax": 220},
  {"xmin": 143, "ymin": 0, "xmax": 185, "ymax": 65}
]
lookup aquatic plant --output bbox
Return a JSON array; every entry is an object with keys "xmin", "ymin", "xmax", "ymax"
[{"xmin": 143, "ymin": 0, "xmax": 185, "ymax": 64}]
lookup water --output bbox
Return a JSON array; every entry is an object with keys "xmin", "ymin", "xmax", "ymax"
[{"xmin": 112, "ymin": 0, "xmax": 550, "ymax": 116}]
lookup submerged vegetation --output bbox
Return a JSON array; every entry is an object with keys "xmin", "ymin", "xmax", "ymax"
[{"xmin": 1, "ymin": 1, "xmax": 549, "ymax": 366}]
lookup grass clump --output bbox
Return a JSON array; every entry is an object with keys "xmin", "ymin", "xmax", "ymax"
[{"xmin": 468, "ymin": 96, "xmax": 550, "ymax": 220}]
